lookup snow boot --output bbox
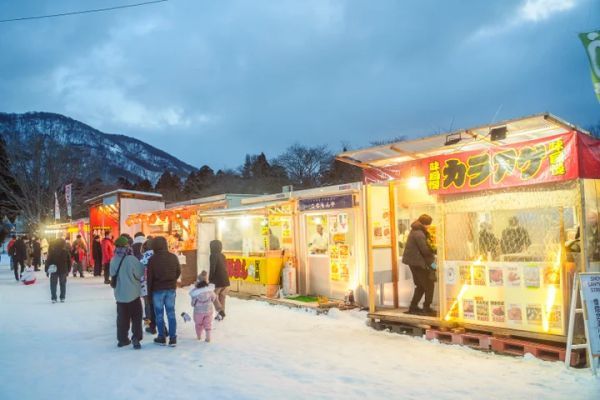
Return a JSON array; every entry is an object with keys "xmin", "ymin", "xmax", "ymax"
[
  {"xmin": 132, "ymin": 340, "xmax": 141, "ymax": 350},
  {"xmin": 118, "ymin": 339, "xmax": 131, "ymax": 347},
  {"xmin": 168, "ymin": 336, "xmax": 177, "ymax": 347},
  {"xmin": 52, "ymin": 299, "xmax": 57, "ymax": 304},
  {"xmin": 154, "ymin": 337, "xmax": 166, "ymax": 346},
  {"xmin": 145, "ymin": 326, "xmax": 157, "ymax": 335}
]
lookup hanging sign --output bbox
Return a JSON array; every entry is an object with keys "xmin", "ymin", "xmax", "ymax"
[
  {"xmin": 580, "ymin": 273, "xmax": 600, "ymax": 357},
  {"xmin": 298, "ymin": 194, "xmax": 354, "ymax": 212},
  {"xmin": 65, "ymin": 183, "xmax": 72, "ymax": 218},
  {"xmin": 579, "ymin": 30, "xmax": 600, "ymax": 102},
  {"xmin": 54, "ymin": 192, "xmax": 60, "ymax": 220},
  {"xmin": 364, "ymin": 132, "xmax": 578, "ymax": 195}
]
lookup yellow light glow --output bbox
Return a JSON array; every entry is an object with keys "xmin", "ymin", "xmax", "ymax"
[
  {"xmin": 218, "ymin": 219, "xmax": 226, "ymax": 230},
  {"xmin": 241, "ymin": 216, "xmax": 251, "ymax": 228},
  {"xmin": 541, "ymin": 248, "xmax": 561, "ymax": 332},
  {"xmin": 407, "ymin": 176, "xmax": 425, "ymax": 190},
  {"xmin": 313, "ymin": 217, "xmax": 322, "ymax": 225},
  {"xmin": 444, "ymin": 256, "xmax": 482, "ymax": 321}
]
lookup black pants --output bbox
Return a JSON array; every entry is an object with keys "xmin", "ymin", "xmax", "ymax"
[
  {"xmin": 103, "ymin": 263, "xmax": 110, "ymax": 283},
  {"xmin": 13, "ymin": 259, "xmax": 25, "ymax": 281},
  {"xmin": 409, "ymin": 265, "xmax": 434, "ymax": 310},
  {"xmin": 117, "ymin": 298, "xmax": 143, "ymax": 344},
  {"xmin": 50, "ymin": 273, "xmax": 68, "ymax": 300},
  {"xmin": 72, "ymin": 262, "xmax": 83, "ymax": 277},
  {"xmin": 93, "ymin": 257, "xmax": 102, "ymax": 276}
]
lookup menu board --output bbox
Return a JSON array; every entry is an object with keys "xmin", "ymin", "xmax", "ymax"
[
  {"xmin": 442, "ymin": 260, "xmax": 565, "ymax": 335},
  {"xmin": 368, "ymin": 186, "xmax": 391, "ymax": 247}
]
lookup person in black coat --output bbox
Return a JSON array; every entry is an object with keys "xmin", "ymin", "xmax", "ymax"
[
  {"xmin": 13, "ymin": 235, "xmax": 27, "ymax": 281},
  {"xmin": 92, "ymin": 235, "xmax": 103, "ymax": 276},
  {"xmin": 209, "ymin": 240, "xmax": 229, "ymax": 319},
  {"xmin": 31, "ymin": 237, "xmax": 42, "ymax": 271},
  {"xmin": 45, "ymin": 238, "xmax": 72, "ymax": 303},
  {"xmin": 401, "ymin": 214, "xmax": 436, "ymax": 316}
]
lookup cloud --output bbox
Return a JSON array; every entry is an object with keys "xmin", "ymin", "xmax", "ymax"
[{"xmin": 470, "ymin": 0, "xmax": 577, "ymax": 40}]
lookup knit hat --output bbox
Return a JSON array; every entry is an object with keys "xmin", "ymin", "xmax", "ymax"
[
  {"xmin": 114, "ymin": 236, "xmax": 129, "ymax": 248},
  {"xmin": 418, "ymin": 214, "xmax": 433, "ymax": 226},
  {"xmin": 196, "ymin": 270, "xmax": 208, "ymax": 283}
]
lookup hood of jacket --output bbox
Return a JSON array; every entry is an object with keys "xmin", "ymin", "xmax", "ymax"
[
  {"xmin": 189, "ymin": 284, "xmax": 215, "ymax": 297},
  {"xmin": 210, "ymin": 240, "xmax": 223, "ymax": 254},
  {"xmin": 152, "ymin": 236, "xmax": 168, "ymax": 252},
  {"xmin": 411, "ymin": 220, "xmax": 429, "ymax": 234}
]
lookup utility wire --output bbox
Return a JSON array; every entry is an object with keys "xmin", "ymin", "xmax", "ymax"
[{"xmin": 0, "ymin": 0, "xmax": 168, "ymax": 23}]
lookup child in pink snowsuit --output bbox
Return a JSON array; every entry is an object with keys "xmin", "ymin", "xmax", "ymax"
[{"xmin": 189, "ymin": 272, "xmax": 217, "ymax": 342}]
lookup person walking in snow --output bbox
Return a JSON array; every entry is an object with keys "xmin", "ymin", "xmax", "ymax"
[
  {"xmin": 110, "ymin": 236, "xmax": 145, "ymax": 349},
  {"xmin": 209, "ymin": 240, "xmax": 229, "ymax": 320},
  {"xmin": 13, "ymin": 235, "xmax": 27, "ymax": 281},
  {"xmin": 190, "ymin": 271, "xmax": 217, "ymax": 342},
  {"xmin": 92, "ymin": 235, "xmax": 102, "ymax": 276},
  {"xmin": 7, "ymin": 235, "xmax": 16, "ymax": 272},
  {"xmin": 101, "ymin": 231, "xmax": 115, "ymax": 284},
  {"xmin": 31, "ymin": 237, "xmax": 42, "ymax": 271},
  {"xmin": 45, "ymin": 238, "xmax": 72, "ymax": 303},
  {"xmin": 41, "ymin": 237, "xmax": 49, "ymax": 264},
  {"xmin": 71, "ymin": 234, "xmax": 87, "ymax": 278},
  {"xmin": 147, "ymin": 236, "xmax": 180, "ymax": 347},
  {"xmin": 139, "ymin": 236, "xmax": 158, "ymax": 335}
]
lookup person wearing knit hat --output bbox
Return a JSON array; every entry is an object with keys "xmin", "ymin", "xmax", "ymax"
[
  {"xmin": 114, "ymin": 236, "xmax": 129, "ymax": 248},
  {"xmin": 401, "ymin": 213, "xmax": 437, "ymax": 317}
]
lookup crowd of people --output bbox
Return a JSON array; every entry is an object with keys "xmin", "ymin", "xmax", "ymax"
[{"xmin": 3, "ymin": 230, "xmax": 231, "ymax": 350}]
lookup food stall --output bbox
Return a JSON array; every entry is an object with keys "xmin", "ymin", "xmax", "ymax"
[
  {"xmin": 294, "ymin": 183, "xmax": 368, "ymax": 304},
  {"xmin": 198, "ymin": 194, "xmax": 295, "ymax": 297},
  {"xmin": 84, "ymin": 189, "xmax": 164, "ymax": 239},
  {"xmin": 125, "ymin": 194, "xmax": 250, "ymax": 285},
  {"xmin": 43, "ymin": 218, "xmax": 91, "ymax": 268},
  {"xmin": 336, "ymin": 113, "xmax": 600, "ymax": 342}
]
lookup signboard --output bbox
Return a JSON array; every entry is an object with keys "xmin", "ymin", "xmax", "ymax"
[
  {"xmin": 580, "ymin": 273, "xmax": 600, "ymax": 356},
  {"xmin": 298, "ymin": 194, "xmax": 354, "ymax": 212},
  {"xmin": 54, "ymin": 192, "xmax": 60, "ymax": 220},
  {"xmin": 442, "ymin": 260, "xmax": 564, "ymax": 335},
  {"xmin": 65, "ymin": 183, "xmax": 72, "ymax": 218},
  {"xmin": 364, "ymin": 132, "xmax": 578, "ymax": 195},
  {"xmin": 579, "ymin": 31, "xmax": 600, "ymax": 102}
]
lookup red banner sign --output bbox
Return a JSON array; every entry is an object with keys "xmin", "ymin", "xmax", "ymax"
[{"xmin": 364, "ymin": 132, "xmax": 578, "ymax": 195}]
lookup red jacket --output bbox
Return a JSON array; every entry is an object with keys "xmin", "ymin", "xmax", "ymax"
[
  {"xmin": 7, "ymin": 239, "xmax": 16, "ymax": 255},
  {"xmin": 101, "ymin": 237, "xmax": 114, "ymax": 264}
]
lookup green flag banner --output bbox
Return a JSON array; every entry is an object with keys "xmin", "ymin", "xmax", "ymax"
[{"xmin": 579, "ymin": 30, "xmax": 600, "ymax": 102}]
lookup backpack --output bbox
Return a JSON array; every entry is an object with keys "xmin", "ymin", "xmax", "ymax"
[{"xmin": 7, "ymin": 241, "xmax": 16, "ymax": 257}]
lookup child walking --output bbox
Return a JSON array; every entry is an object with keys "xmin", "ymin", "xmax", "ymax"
[{"xmin": 189, "ymin": 271, "xmax": 217, "ymax": 342}]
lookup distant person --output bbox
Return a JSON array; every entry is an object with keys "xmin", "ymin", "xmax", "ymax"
[
  {"xmin": 209, "ymin": 240, "xmax": 229, "ymax": 320},
  {"xmin": 110, "ymin": 236, "xmax": 145, "ymax": 349},
  {"xmin": 147, "ymin": 236, "xmax": 181, "ymax": 347},
  {"xmin": 402, "ymin": 214, "xmax": 437, "ymax": 316},
  {"xmin": 132, "ymin": 232, "xmax": 146, "ymax": 260},
  {"xmin": 101, "ymin": 231, "xmax": 115, "ymax": 284},
  {"xmin": 31, "ymin": 237, "xmax": 42, "ymax": 271},
  {"xmin": 268, "ymin": 229, "xmax": 280, "ymax": 251},
  {"xmin": 189, "ymin": 271, "xmax": 217, "ymax": 342},
  {"xmin": 41, "ymin": 237, "xmax": 49, "ymax": 264},
  {"xmin": 71, "ymin": 234, "xmax": 87, "ymax": 278},
  {"xmin": 7, "ymin": 235, "xmax": 16, "ymax": 272},
  {"xmin": 500, "ymin": 216, "xmax": 531, "ymax": 254},
  {"xmin": 45, "ymin": 238, "xmax": 72, "ymax": 303},
  {"xmin": 479, "ymin": 222, "xmax": 499, "ymax": 260},
  {"xmin": 92, "ymin": 235, "xmax": 103, "ymax": 276},
  {"xmin": 23, "ymin": 235, "xmax": 33, "ymax": 268},
  {"xmin": 140, "ymin": 236, "xmax": 158, "ymax": 335},
  {"xmin": 585, "ymin": 210, "xmax": 600, "ymax": 261},
  {"xmin": 13, "ymin": 235, "xmax": 28, "ymax": 281}
]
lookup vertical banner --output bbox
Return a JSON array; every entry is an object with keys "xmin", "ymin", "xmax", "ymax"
[
  {"xmin": 579, "ymin": 31, "xmax": 600, "ymax": 102},
  {"xmin": 65, "ymin": 183, "xmax": 72, "ymax": 218},
  {"xmin": 54, "ymin": 192, "xmax": 60, "ymax": 220},
  {"xmin": 580, "ymin": 273, "xmax": 600, "ymax": 357}
]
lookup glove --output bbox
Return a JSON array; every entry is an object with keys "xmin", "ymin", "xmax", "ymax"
[{"xmin": 430, "ymin": 262, "xmax": 437, "ymax": 270}]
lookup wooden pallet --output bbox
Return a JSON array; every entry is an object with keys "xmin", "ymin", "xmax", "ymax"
[
  {"xmin": 425, "ymin": 329, "xmax": 491, "ymax": 350},
  {"xmin": 490, "ymin": 337, "xmax": 581, "ymax": 366}
]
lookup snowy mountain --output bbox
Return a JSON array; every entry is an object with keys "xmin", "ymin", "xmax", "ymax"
[{"xmin": 0, "ymin": 112, "xmax": 195, "ymax": 184}]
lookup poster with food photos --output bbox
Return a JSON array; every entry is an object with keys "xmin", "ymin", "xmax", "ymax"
[
  {"xmin": 548, "ymin": 305, "xmax": 562, "ymax": 329},
  {"xmin": 543, "ymin": 266, "xmax": 561, "ymax": 286},
  {"xmin": 488, "ymin": 267, "xmax": 504, "ymax": 286},
  {"xmin": 459, "ymin": 265, "xmax": 472, "ymax": 285},
  {"xmin": 446, "ymin": 297, "xmax": 459, "ymax": 319},
  {"xmin": 476, "ymin": 299, "xmax": 490, "ymax": 322},
  {"xmin": 473, "ymin": 265, "xmax": 486, "ymax": 286},
  {"xmin": 463, "ymin": 299, "xmax": 475, "ymax": 320},
  {"xmin": 526, "ymin": 304, "xmax": 542, "ymax": 325},
  {"xmin": 507, "ymin": 304, "xmax": 523, "ymax": 324},
  {"xmin": 490, "ymin": 301, "xmax": 505, "ymax": 323},
  {"xmin": 506, "ymin": 266, "xmax": 521, "ymax": 287}
]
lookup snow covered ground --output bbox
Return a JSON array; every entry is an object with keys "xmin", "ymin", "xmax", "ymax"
[{"xmin": 0, "ymin": 260, "xmax": 598, "ymax": 400}]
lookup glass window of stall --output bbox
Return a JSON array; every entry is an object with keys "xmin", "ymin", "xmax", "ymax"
[
  {"xmin": 219, "ymin": 215, "xmax": 266, "ymax": 255},
  {"xmin": 440, "ymin": 182, "xmax": 579, "ymax": 336},
  {"xmin": 583, "ymin": 179, "xmax": 600, "ymax": 272}
]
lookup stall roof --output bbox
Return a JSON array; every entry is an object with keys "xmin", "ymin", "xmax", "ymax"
[
  {"xmin": 336, "ymin": 113, "xmax": 587, "ymax": 168},
  {"xmin": 44, "ymin": 218, "xmax": 89, "ymax": 229},
  {"xmin": 241, "ymin": 182, "xmax": 362, "ymax": 205},
  {"xmin": 167, "ymin": 193, "xmax": 252, "ymax": 209},
  {"xmin": 84, "ymin": 189, "xmax": 163, "ymax": 204},
  {"xmin": 199, "ymin": 200, "xmax": 291, "ymax": 217}
]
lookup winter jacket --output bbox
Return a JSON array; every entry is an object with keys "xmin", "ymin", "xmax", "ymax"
[
  {"xmin": 209, "ymin": 240, "xmax": 230, "ymax": 288},
  {"xmin": 132, "ymin": 236, "xmax": 145, "ymax": 260},
  {"xmin": 189, "ymin": 284, "xmax": 217, "ymax": 314},
  {"xmin": 110, "ymin": 249, "xmax": 145, "ymax": 303},
  {"xmin": 32, "ymin": 241, "xmax": 42, "ymax": 260},
  {"xmin": 147, "ymin": 237, "xmax": 181, "ymax": 294},
  {"xmin": 401, "ymin": 220, "xmax": 435, "ymax": 269},
  {"xmin": 14, "ymin": 238, "xmax": 27, "ymax": 261},
  {"xmin": 45, "ymin": 240, "xmax": 72, "ymax": 275},
  {"xmin": 101, "ymin": 237, "xmax": 114, "ymax": 264},
  {"xmin": 92, "ymin": 240, "xmax": 102, "ymax": 261}
]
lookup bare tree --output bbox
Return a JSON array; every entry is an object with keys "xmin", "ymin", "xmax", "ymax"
[
  {"xmin": 369, "ymin": 135, "xmax": 407, "ymax": 146},
  {"xmin": 274, "ymin": 143, "xmax": 332, "ymax": 189},
  {"xmin": 0, "ymin": 135, "xmax": 78, "ymax": 230}
]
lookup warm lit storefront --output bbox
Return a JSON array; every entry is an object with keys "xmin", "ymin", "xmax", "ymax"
[
  {"xmin": 43, "ymin": 218, "xmax": 90, "ymax": 243},
  {"xmin": 198, "ymin": 196, "xmax": 295, "ymax": 297},
  {"xmin": 85, "ymin": 189, "xmax": 164, "ymax": 239},
  {"xmin": 337, "ymin": 113, "xmax": 600, "ymax": 342},
  {"xmin": 295, "ymin": 183, "xmax": 367, "ymax": 303},
  {"xmin": 125, "ymin": 194, "xmax": 250, "ymax": 285}
]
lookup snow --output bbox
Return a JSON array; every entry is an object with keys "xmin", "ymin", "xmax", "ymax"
[{"xmin": 0, "ymin": 259, "xmax": 598, "ymax": 400}]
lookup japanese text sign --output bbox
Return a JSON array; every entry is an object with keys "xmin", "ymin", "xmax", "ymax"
[{"xmin": 298, "ymin": 194, "xmax": 354, "ymax": 212}]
